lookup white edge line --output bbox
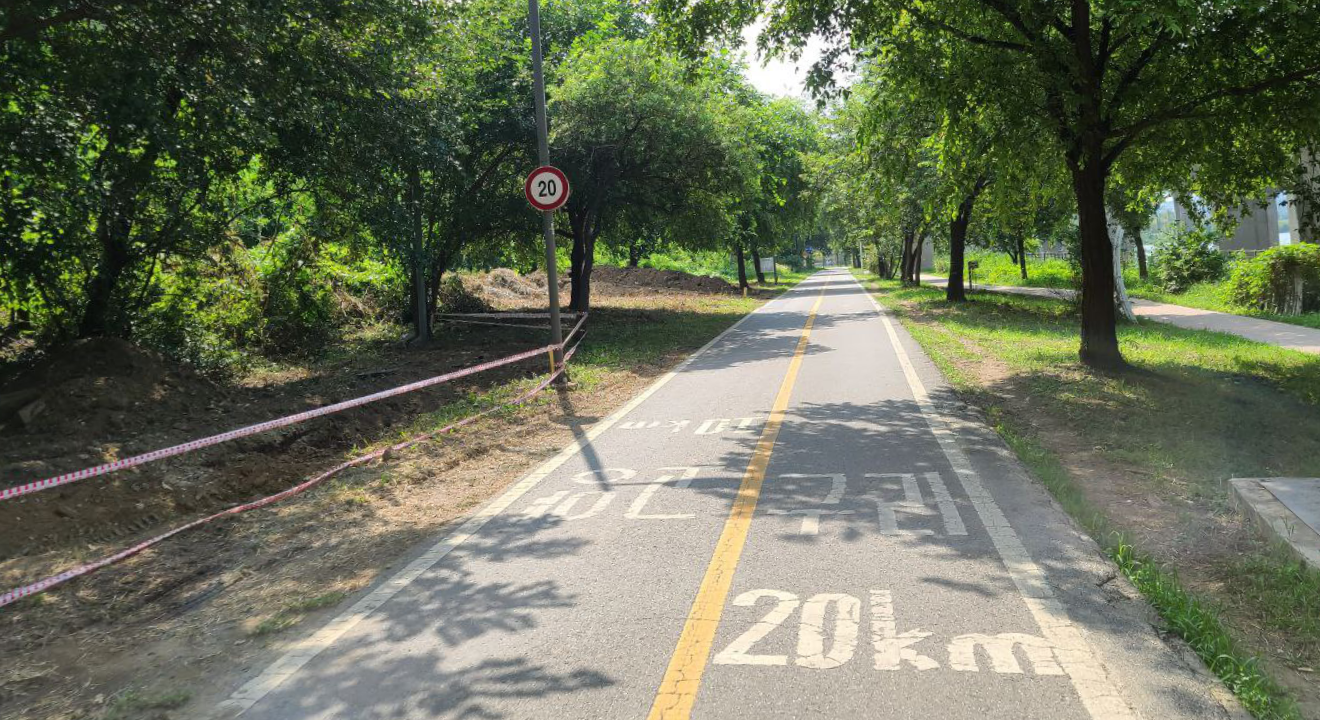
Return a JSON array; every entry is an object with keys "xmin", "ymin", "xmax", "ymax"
[
  {"xmin": 214, "ymin": 282, "xmax": 808, "ymax": 717},
  {"xmin": 848, "ymin": 273, "xmax": 1141, "ymax": 720}
]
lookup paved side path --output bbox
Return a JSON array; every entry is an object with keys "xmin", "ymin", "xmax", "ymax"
[
  {"xmin": 215, "ymin": 270, "xmax": 1240, "ymax": 719},
  {"xmin": 927, "ymin": 276, "xmax": 1320, "ymax": 355}
]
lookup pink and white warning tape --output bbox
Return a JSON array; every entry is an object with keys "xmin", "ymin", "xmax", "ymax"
[
  {"xmin": 0, "ymin": 337, "xmax": 584, "ymax": 608},
  {"xmin": 3, "ymin": 310, "xmax": 587, "ymax": 504}
]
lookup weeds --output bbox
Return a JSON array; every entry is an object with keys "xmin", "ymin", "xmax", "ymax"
[
  {"xmin": 250, "ymin": 591, "xmax": 348, "ymax": 636},
  {"xmin": 105, "ymin": 689, "xmax": 192, "ymax": 719}
]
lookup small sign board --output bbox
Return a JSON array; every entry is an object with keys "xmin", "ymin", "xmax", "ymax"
[
  {"xmin": 524, "ymin": 166, "xmax": 570, "ymax": 211},
  {"xmin": 758, "ymin": 257, "xmax": 775, "ymax": 274}
]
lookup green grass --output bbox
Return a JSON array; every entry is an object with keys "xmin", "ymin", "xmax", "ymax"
[
  {"xmin": 590, "ymin": 244, "xmax": 816, "ymax": 289},
  {"xmin": 1125, "ymin": 277, "xmax": 1320, "ymax": 331},
  {"xmin": 251, "ymin": 591, "xmax": 349, "ymax": 636},
  {"xmin": 933, "ymin": 251, "xmax": 1077, "ymax": 289},
  {"xmin": 105, "ymin": 689, "xmax": 192, "ymax": 719},
  {"xmin": 1112, "ymin": 544, "xmax": 1296, "ymax": 718},
  {"xmin": 853, "ymin": 270, "xmax": 1320, "ymax": 718},
  {"xmin": 935, "ymin": 249, "xmax": 1320, "ymax": 330}
]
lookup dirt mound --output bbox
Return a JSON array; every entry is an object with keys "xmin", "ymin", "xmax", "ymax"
[
  {"xmin": 593, "ymin": 266, "xmax": 736, "ymax": 294},
  {"xmin": 465, "ymin": 269, "xmax": 543, "ymax": 308},
  {"xmin": 0, "ymin": 338, "xmax": 221, "ymax": 439}
]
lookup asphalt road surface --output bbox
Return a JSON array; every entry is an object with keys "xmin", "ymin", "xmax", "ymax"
[{"xmin": 217, "ymin": 269, "xmax": 1240, "ymax": 719}]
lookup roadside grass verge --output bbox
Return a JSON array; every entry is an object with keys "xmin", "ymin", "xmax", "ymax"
[
  {"xmin": 936, "ymin": 248, "xmax": 1320, "ymax": 330},
  {"xmin": 853, "ymin": 271, "xmax": 1320, "ymax": 718},
  {"xmin": 1125, "ymin": 278, "xmax": 1320, "ymax": 331}
]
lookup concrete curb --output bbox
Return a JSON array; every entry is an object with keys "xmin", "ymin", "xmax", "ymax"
[{"xmin": 1230, "ymin": 477, "xmax": 1320, "ymax": 570}]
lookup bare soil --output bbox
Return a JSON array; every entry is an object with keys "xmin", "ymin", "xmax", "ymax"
[{"xmin": 0, "ymin": 269, "xmax": 754, "ymax": 720}]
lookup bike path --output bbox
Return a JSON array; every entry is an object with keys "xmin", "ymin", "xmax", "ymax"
[{"xmin": 218, "ymin": 269, "xmax": 1239, "ymax": 719}]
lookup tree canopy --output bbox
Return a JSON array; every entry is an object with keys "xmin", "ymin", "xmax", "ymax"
[{"xmin": 659, "ymin": 0, "xmax": 1320, "ymax": 367}]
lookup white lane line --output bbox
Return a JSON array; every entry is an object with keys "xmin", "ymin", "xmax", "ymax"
[
  {"xmin": 215, "ymin": 278, "xmax": 823, "ymax": 718},
  {"xmin": 854, "ymin": 274, "xmax": 1140, "ymax": 720},
  {"xmin": 924, "ymin": 471, "xmax": 967, "ymax": 536}
]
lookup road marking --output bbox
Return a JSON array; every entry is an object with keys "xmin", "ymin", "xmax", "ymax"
[
  {"xmin": 796, "ymin": 593, "xmax": 862, "ymax": 669},
  {"xmin": 627, "ymin": 466, "xmax": 702, "ymax": 520},
  {"xmin": 647, "ymin": 282, "xmax": 827, "ymax": 719},
  {"xmin": 695, "ymin": 418, "xmax": 730, "ymax": 435},
  {"xmin": 767, "ymin": 508, "xmax": 853, "ymax": 535},
  {"xmin": 855, "ymin": 274, "xmax": 1139, "ymax": 720},
  {"xmin": 214, "ymin": 276, "xmax": 804, "ymax": 719},
  {"xmin": 925, "ymin": 471, "xmax": 968, "ymax": 536},
  {"xmin": 948, "ymin": 633, "xmax": 1065, "ymax": 675},
  {"xmin": 871, "ymin": 589, "xmax": 938, "ymax": 671},
  {"xmin": 712, "ymin": 589, "xmax": 800, "ymax": 666}
]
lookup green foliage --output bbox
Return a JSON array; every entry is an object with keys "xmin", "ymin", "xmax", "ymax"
[
  {"xmin": 1226, "ymin": 245, "xmax": 1320, "ymax": 314},
  {"xmin": 0, "ymin": 0, "xmax": 821, "ymax": 368},
  {"xmin": 935, "ymin": 251, "xmax": 1077, "ymax": 290},
  {"xmin": 1151, "ymin": 228, "xmax": 1229, "ymax": 293}
]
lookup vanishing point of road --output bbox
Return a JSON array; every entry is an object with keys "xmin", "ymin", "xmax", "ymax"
[{"xmin": 216, "ymin": 269, "xmax": 1241, "ymax": 719}]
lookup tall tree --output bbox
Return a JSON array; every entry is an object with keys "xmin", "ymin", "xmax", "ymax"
[
  {"xmin": 659, "ymin": 0, "xmax": 1320, "ymax": 368},
  {"xmin": 551, "ymin": 38, "xmax": 749, "ymax": 311},
  {"xmin": 0, "ymin": 0, "xmax": 430, "ymax": 339}
]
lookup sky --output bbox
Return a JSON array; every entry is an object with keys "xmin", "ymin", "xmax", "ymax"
[{"xmin": 738, "ymin": 25, "xmax": 828, "ymax": 99}]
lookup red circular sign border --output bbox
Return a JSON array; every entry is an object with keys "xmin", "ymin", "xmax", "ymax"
[{"xmin": 524, "ymin": 165, "xmax": 571, "ymax": 211}]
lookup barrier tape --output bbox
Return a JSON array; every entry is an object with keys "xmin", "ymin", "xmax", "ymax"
[
  {"xmin": 435, "ymin": 312, "xmax": 580, "ymax": 319},
  {"xmin": 2, "ymin": 320, "xmax": 586, "ymax": 504},
  {"xmin": 0, "ymin": 337, "xmax": 585, "ymax": 609},
  {"xmin": 438, "ymin": 318, "xmax": 551, "ymax": 330}
]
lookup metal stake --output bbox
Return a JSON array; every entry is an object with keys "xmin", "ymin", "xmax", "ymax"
[{"xmin": 528, "ymin": 0, "xmax": 565, "ymax": 382}]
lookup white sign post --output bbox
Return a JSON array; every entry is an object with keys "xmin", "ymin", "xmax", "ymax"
[{"xmin": 759, "ymin": 256, "xmax": 777, "ymax": 284}]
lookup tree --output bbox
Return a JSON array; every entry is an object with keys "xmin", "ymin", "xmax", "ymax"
[
  {"xmin": 1106, "ymin": 178, "xmax": 1159, "ymax": 280},
  {"xmin": 551, "ymin": 38, "xmax": 749, "ymax": 311},
  {"xmin": 0, "ymin": 0, "xmax": 431, "ymax": 340},
  {"xmin": 659, "ymin": 0, "xmax": 1320, "ymax": 368}
]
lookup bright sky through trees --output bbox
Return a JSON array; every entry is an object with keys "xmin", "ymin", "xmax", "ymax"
[{"xmin": 738, "ymin": 25, "xmax": 823, "ymax": 98}]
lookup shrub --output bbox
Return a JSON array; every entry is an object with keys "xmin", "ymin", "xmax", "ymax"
[
  {"xmin": 257, "ymin": 236, "xmax": 339, "ymax": 356},
  {"xmin": 1150, "ymin": 228, "xmax": 1228, "ymax": 293},
  {"xmin": 1225, "ymin": 244, "xmax": 1320, "ymax": 314}
]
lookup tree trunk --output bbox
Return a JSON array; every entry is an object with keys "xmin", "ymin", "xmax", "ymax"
[
  {"xmin": 1113, "ymin": 229, "xmax": 1137, "ymax": 322},
  {"xmin": 1134, "ymin": 227, "xmax": 1148, "ymax": 279},
  {"xmin": 79, "ymin": 209, "xmax": 134, "ymax": 337},
  {"xmin": 735, "ymin": 246, "xmax": 749, "ymax": 290},
  {"xmin": 628, "ymin": 239, "xmax": 640, "ymax": 267},
  {"xmin": 911, "ymin": 233, "xmax": 925, "ymax": 285},
  {"xmin": 1017, "ymin": 236, "xmax": 1028, "ymax": 280},
  {"xmin": 568, "ymin": 232, "xmax": 595, "ymax": 312},
  {"xmin": 1071, "ymin": 157, "xmax": 1124, "ymax": 369},
  {"xmin": 408, "ymin": 164, "xmax": 429, "ymax": 344},
  {"xmin": 900, "ymin": 229, "xmax": 915, "ymax": 284},
  {"xmin": 946, "ymin": 198, "xmax": 976, "ymax": 302},
  {"xmin": 751, "ymin": 246, "xmax": 765, "ymax": 284},
  {"xmin": 853, "ymin": 246, "xmax": 862, "ymax": 268}
]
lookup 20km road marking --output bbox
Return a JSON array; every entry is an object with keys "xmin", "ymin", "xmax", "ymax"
[
  {"xmin": 858, "ymin": 274, "xmax": 1138, "ymax": 720},
  {"xmin": 647, "ymin": 283, "xmax": 827, "ymax": 720}
]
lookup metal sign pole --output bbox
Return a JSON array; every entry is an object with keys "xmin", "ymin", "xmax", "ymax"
[{"xmin": 528, "ymin": 0, "xmax": 565, "ymax": 381}]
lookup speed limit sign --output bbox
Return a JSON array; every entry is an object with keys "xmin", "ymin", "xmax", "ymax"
[{"xmin": 524, "ymin": 165, "xmax": 570, "ymax": 211}]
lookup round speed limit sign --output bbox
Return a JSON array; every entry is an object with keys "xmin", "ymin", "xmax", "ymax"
[{"xmin": 524, "ymin": 165, "xmax": 570, "ymax": 212}]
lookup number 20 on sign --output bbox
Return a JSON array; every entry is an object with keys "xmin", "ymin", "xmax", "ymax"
[{"xmin": 525, "ymin": 165, "xmax": 570, "ymax": 212}]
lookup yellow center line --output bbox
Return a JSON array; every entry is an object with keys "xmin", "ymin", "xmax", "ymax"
[{"xmin": 646, "ymin": 281, "xmax": 828, "ymax": 720}]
